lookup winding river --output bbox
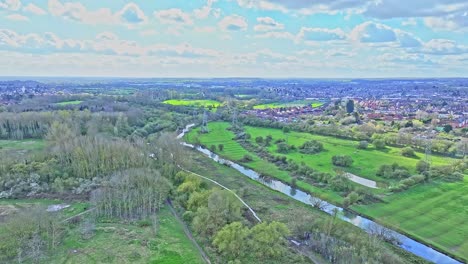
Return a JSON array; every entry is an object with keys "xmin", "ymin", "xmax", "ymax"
[{"xmin": 178, "ymin": 125, "xmax": 462, "ymax": 264}]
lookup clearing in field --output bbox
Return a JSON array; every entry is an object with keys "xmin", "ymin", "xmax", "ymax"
[
  {"xmin": 163, "ymin": 99, "xmax": 221, "ymax": 108},
  {"xmin": 51, "ymin": 207, "xmax": 205, "ymax": 264},
  {"xmin": 0, "ymin": 139, "xmax": 45, "ymax": 158},
  {"xmin": 56, "ymin": 100, "xmax": 83, "ymax": 106},
  {"xmin": 253, "ymin": 100, "xmax": 324, "ymax": 110},
  {"xmin": 354, "ymin": 178, "xmax": 468, "ymax": 262}
]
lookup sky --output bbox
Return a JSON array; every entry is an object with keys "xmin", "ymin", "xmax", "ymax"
[{"xmin": 0, "ymin": 0, "xmax": 467, "ymax": 78}]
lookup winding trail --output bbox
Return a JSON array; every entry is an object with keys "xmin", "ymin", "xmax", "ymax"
[{"xmin": 166, "ymin": 200, "xmax": 211, "ymax": 264}]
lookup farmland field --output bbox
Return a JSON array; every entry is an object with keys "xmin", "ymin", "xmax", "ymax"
[
  {"xmin": 163, "ymin": 99, "xmax": 221, "ymax": 108},
  {"xmin": 253, "ymin": 100, "xmax": 324, "ymax": 109},
  {"xmin": 56, "ymin": 100, "xmax": 83, "ymax": 106},
  {"xmin": 354, "ymin": 178, "xmax": 468, "ymax": 262}
]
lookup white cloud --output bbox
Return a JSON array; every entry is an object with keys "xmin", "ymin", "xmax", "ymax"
[
  {"xmin": 402, "ymin": 18, "xmax": 417, "ymax": 26},
  {"xmin": 155, "ymin": 8, "xmax": 193, "ymax": 26},
  {"xmin": 5, "ymin": 13, "xmax": 28, "ymax": 21},
  {"xmin": 218, "ymin": 15, "xmax": 248, "ymax": 31},
  {"xmin": 255, "ymin": 31, "xmax": 295, "ymax": 41},
  {"xmin": 419, "ymin": 39, "xmax": 468, "ymax": 55},
  {"xmin": 194, "ymin": 0, "xmax": 220, "ymax": 19},
  {"xmin": 23, "ymin": 3, "xmax": 47, "ymax": 15},
  {"xmin": 194, "ymin": 26, "xmax": 217, "ymax": 33},
  {"xmin": 298, "ymin": 27, "xmax": 346, "ymax": 42},
  {"xmin": 254, "ymin": 17, "xmax": 284, "ymax": 32},
  {"xmin": 116, "ymin": 2, "xmax": 148, "ymax": 24},
  {"xmin": 140, "ymin": 29, "xmax": 158, "ymax": 37},
  {"xmin": 48, "ymin": 0, "xmax": 147, "ymax": 26},
  {"xmin": 350, "ymin": 22, "xmax": 396, "ymax": 43},
  {"xmin": 0, "ymin": 0, "xmax": 21, "ymax": 10}
]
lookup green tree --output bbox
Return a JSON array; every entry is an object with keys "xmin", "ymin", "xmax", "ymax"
[
  {"xmin": 346, "ymin": 99, "xmax": 354, "ymax": 113},
  {"xmin": 443, "ymin": 124, "xmax": 453, "ymax": 133},
  {"xmin": 416, "ymin": 160, "xmax": 430, "ymax": 173},
  {"xmin": 401, "ymin": 147, "xmax": 416, "ymax": 157},
  {"xmin": 276, "ymin": 142, "xmax": 290, "ymax": 153},
  {"xmin": 250, "ymin": 221, "xmax": 290, "ymax": 258},
  {"xmin": 213, "ymin": 222, "xmax": 250, "ymax": 260},
  {"xmin": 218, "ymin": 144, "xmax": 224, "ymax": 151},
  {"xmin": 373, "ymin": 139, "xmax": 386, "ymax": 149}
]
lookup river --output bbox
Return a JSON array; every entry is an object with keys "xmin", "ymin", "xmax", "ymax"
[{"xmin": 178, "ymin": 124, "xmax": 462, "ymax": 264}]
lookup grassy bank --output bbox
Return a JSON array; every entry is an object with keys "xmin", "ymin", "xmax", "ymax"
[{"xmin": 353, "ymin": 178, "xmax": 468, "ymax": 262}]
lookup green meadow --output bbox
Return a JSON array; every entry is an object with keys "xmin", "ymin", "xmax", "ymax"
[
  {"xmin": 0, "ymin": 199, "xmax": 205, "ymax": 264},
  {"xmin": 51, "ymin": 207, "xmax": 205, "ymax": 264},
  {"xmin": 253, "ymin": 100, "xmax": 324, "ymax": 110},
  {"xmin": 163, "ymin": 99, "xmax": 221, "ymax": 108},
  {"xmin": 185, "ymin": 122, "xmax": 343, "ymax": 204},
  {"xmin": 354, "ymin": 178, "xmax": 468, "ymax": 262},
  {"xmin": 0, "ymin": 139, "xmax": 45, "ymax": 158},
  {"xmin": 56, "ymin": 100, "xmax": 83, "ymax": 106},
  {"xmin": 243, "ymin": 126, "xmax": 456, "ymax": 183}
]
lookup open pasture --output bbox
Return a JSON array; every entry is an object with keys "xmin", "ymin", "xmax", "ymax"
[
  {"xmin": 243, "ymin": 126, "xmax": 457, "ymax": 183},
  {"xmin": 56, "ymin": 100, "xmax": 83, "ymax": 106},
  {"xmin": 185, "ymin": 122, "xmax": 344, "ymax": 204},
  {"xmin": 253, "ymin": 100, "xmax": 324, "ymax": 110},
  {"xmin": 163, "ymin": 99, "xmax": 221, "ymax": 108},
  {"xmin": 354, "ymin": 178, "xmax": 468, "ymax": 262}
]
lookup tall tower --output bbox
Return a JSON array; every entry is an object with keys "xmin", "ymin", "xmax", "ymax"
[{"xmin": 201, "ymin": 109, "xmax": 209, "ymax": 133}]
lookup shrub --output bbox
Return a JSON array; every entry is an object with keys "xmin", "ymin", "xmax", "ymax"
[
  {"xmin": 299, "ymin": 140, "xmax": 324, "ymax": 154},
  {"xmin": 332, "ymin": 155, "xmax": 353, "ymax": 167},
  {"xmin": 357, "ymin": 141, "xmax": 369, "ymax": 149},
  {"xmin": 240, "ymin": 154, "xmax": 253, "ymax": 162},
  {"xmin": 373, "ymin": 139, "xmax": 386, "ymax": 149},
  {"xmin": 416, "ymin": 160, "xmax": 430, "ymax": 173},
  {"xmin": 401, "ymin": 147, "xmax": 416, "ymax": 157},
  {"xmin": 276, "ymin": 142, "xmax": 290, "ymax": 153}
]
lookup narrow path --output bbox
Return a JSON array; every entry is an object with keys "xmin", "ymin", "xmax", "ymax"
[
  {"xmin": 61, "ymin": 207, "xmax": 96, "ymax": 223},
  {"xmin": 344, "ymin": 173, "xmax": 379, "ymax": 189},
  {"xmin": 166, "ymin": 200, "xmax": 211, "ymax": 264},
  {"xmin": 178, "ymin": 165, "xmax": 262, "ymax": 223}
]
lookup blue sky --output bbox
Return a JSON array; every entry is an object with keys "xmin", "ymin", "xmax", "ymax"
[{"xmin": 0, "ymin": 0, "xmax": 467, "ymax": 77}]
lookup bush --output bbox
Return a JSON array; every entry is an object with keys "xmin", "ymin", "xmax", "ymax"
[
  {"xmin": 276, "ymin": 142, "xmax": 291, "ymax": 153},
  {"xmin": 416, "ymin": 160, "xmax": 430, "ymax": 173},
  {"xmin": 240, "ymin": 154, "xmax": 253, "ymax": 162},
  {"xmin": 373, "ymin": 139, "xmax": 386, "ymax": 149},
  {"xmin": 299, "ymin": 140, "xmax": 324, "ymax": 154},
  {"xmin": 218, "ymin": 144, "xmax": 224, "ymax": 151},
  {"xmin": 255, "ymin": 136, "xmax": 264, "ymax": 144},
  {"xmin": 376, "ymin": 163, "xmax": 410, "ymax": 179},
  {"xmin": 357, "ymin": 141, "xmax": 369, "ymax": 149},
  {"xmin": 401, "ymin": 147, "xmax": 416, "ymax": 157},
  {"xmin": 332, "ymin": 155, "xmax": 353, "ymax": 167}
]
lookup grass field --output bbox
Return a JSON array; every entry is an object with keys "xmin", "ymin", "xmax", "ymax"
[
  {"xmin": 52, "ymin": 207, "xmax": 205, "ymax": 264},
  {"xmin": 0, "ymin": 139, "xmax": 45, "ymax": 158},
  {"xmin": 243, "ymin": 126, "xmax": 457, "ymax": 183},
  {"xmin": 186, "ymin": 122, "xmax": 344, "ymax": 204},
  {"xmin": 354, "ymin": 178, "xmax": 468, "ymax": 262},
  {"xmin": 253, "ymin": 100, "xmax": 324, "ymax": 110},
  {"xmin": 163, "ymin": 99, "xmax": 221, "ymax": 108},
  {"xmin": 56, "ymin": 100, "xmax": 83, "ymax": 106}
]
